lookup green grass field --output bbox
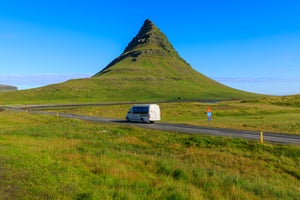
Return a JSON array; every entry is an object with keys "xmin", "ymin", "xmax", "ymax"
[{"xmin": 1, "ymin": 107, "xmax": 299, "ymax": 199}]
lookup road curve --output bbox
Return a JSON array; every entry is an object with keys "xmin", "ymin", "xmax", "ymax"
[{"xmin": 28, "ymin": 110, "xmax": 300, "ymax": 145}]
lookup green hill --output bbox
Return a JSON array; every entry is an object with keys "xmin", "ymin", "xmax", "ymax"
[
  {"xmin": 0, "ymin": 84, "xmax": 17, "ymax": 92},
  {"xmin": 243, "ymin": 94, "xmax": 300, "ymax": 107},
  {"xmin": 0, "ymin": 19, "xmax": 261, "ymax": 105}
]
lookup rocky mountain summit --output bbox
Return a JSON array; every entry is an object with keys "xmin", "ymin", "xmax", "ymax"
[
  {"xmin": 123, "ymin": 19, "xmax": 179, "ymax": 56},
  {"xmin": 94, "ymin": 19, "xmax": 186, "ymax": 76}
]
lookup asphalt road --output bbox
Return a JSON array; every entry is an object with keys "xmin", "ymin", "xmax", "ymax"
[{"xmin": 27, "ymin": 110, "xmax": 300, "ymax": 145}]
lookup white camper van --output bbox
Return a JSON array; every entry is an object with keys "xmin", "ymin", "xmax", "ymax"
[{"xmin": 126, "ymin": 104, "xmax": 161, "ymax": 123}]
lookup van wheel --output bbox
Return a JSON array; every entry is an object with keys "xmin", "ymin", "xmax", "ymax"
[
  {"xmin": 140, "ymin": 118, "xmax": 144, "ymax": 123},
  {"xmin": 126, "ymin": 117, "xmax": 129, "ymax": 122},
  {"xmin": 150, "ymin": 121, "xmax": 154, "ymax": 124}
]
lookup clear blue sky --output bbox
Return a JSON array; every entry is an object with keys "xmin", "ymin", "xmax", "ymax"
[{"xmin": 1, "ymin": 0, "xmax": 300, "ymax": 95}]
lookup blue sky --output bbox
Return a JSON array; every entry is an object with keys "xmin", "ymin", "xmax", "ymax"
[{"xmin": 1, "ymin": 0, "xmax": 300, "ymax": 95}]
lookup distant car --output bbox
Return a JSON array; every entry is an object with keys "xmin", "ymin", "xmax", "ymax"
[{"xmin": 126, "ymin": 104, "xmax": 161, "ymax": 123}]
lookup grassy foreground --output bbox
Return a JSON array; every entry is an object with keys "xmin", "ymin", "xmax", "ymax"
[{"xmin": 0, "ymin": 110, "xmax": 299, "ymax": 199}]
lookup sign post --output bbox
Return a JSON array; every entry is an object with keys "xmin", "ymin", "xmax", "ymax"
[{"xmin": 207, "ymin": 106, "xmax": 212, "ymax": 127}]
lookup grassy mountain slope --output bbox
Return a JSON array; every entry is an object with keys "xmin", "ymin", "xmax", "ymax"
[
  {"xmin": 91, "ymin": 19, "xmax": 260, "ymax": 101},
  {"xmin": 0, "ymin": 20, "xmax": 262, "ymax": 105}
]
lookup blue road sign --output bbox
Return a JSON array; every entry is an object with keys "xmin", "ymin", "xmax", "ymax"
[
  {"xmin": 208, "ymin": 116, "xmax": 211, "ymax": 122},
  {"xmin": 207, "ymin": 111, "xmax": 212, "ymax": 122}
]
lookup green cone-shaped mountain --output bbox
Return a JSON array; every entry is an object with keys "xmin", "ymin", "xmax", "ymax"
[
  {"xmin": 90, "ymin": 19, "xmax": 258, "ymax": 101},
  {"xmin": 0, "ymin": 19, "xmax": 261, "ymax": 104}
]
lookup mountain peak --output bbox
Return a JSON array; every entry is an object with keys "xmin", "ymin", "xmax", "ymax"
[
  {"xmin": 123, "ymin": 19, "xmax": 178, "ymax": 55},
  {"xmin": 122, "ymin": 19, "xmax": 156, "ymax": 52},
  {"xmin": 95, "ymin": 19, "xmax": 182, "ymax": 76}
]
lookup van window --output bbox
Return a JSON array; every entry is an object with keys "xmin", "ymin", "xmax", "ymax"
[{"xmin": 132, "ymin": 106, "xmax": 149, "ymax": 114}]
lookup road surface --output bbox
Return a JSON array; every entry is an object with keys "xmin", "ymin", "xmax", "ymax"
[{"xmin": 25, "ymin": 110, "xmax": 300, "ymax": 145}]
